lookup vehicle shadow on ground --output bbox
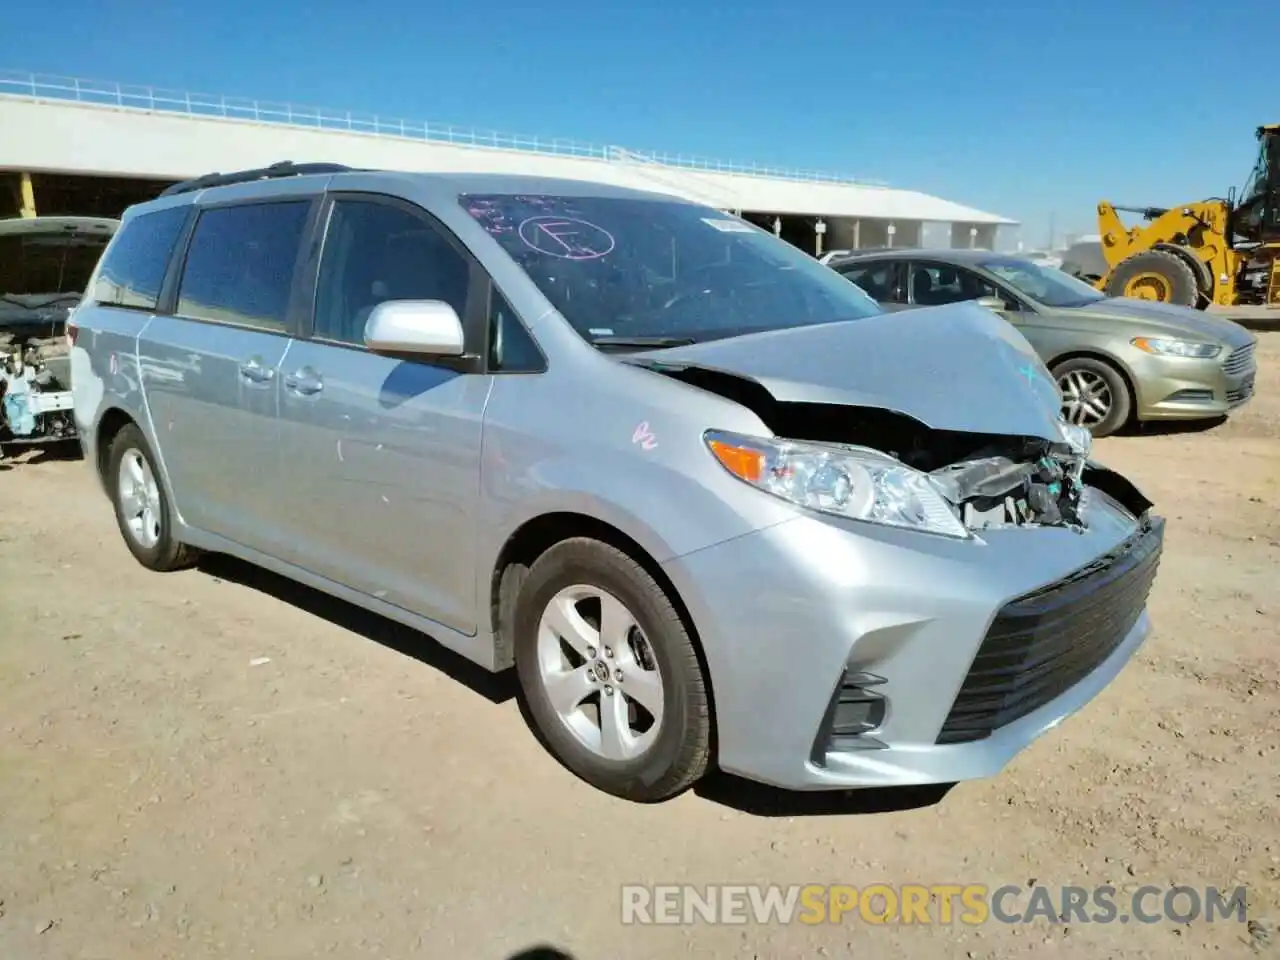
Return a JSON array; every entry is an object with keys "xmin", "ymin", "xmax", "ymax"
[
  {"xmin": 194, "ymin": 553, "xmax": 955, "ymax": 819},
  {"xmin": 194, "ymin": 553, "xmax": 517, "ymax": 705},
  {"xmin": 0, "ymin": 440, "xmax": 83, "ymax": 468},
  {"xmin": 507, "ymin": 948, "xmax": 575, "ymax": 960},
  {"xmin": 1119, "ymin": 416, "xmax": 1227, "ymax": 438},
  {"xmin": 694, "ymin": 773, "xmax": 954, "ymax": 817}
]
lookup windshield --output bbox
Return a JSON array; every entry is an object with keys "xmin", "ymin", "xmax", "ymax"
[
  {"xmin": 980, "ymin": 256, "xmax": 1106, "ymax": 308},
  {"xmin": 461, "ymin": 194, "xmax": 882, "ymax": 346},
  {"xmin": 1241, "ymin": 140, "xmax": 1268, "ymax": 203}
]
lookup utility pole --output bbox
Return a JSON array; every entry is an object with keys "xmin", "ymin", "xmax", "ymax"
[{"xmin": 1047, "ymin": 211, "xmax": 1056, "ymax": 251}]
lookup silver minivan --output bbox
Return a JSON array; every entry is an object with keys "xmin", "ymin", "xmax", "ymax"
[{"xmin": 71, "ymin": 163, "xmax": 1164, "ymax": 802}]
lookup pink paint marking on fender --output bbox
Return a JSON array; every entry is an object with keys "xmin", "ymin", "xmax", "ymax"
[{"xmin": 632, "ymin": 421, "xmax": 658, "ymax": 451}]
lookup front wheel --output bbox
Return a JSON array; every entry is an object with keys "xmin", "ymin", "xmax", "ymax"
[
  {"xmin": 1052, "ymin": 356, "xmax": 1133, "ymax": 438},
  {"xmin": 513, "ymin": 538, "xmax": 712, "ymax": 802}
]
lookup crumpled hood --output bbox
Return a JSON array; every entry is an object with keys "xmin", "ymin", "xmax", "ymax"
[
  {"xmin": 631, "ymin": 301, "xmax": 1069, "ymax": 441},
  {"xmin": 0, "ymin": 293, "xmax": 81, "ymax": 332},
  {"xmin": 1069, "ymin": 297, "xmax": 1255, "ymax": 348}
]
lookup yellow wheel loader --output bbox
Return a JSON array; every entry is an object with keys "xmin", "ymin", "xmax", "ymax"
[{"xmin": 1087, "ymin": 124, "xmax": 1280, "ymax": 310}]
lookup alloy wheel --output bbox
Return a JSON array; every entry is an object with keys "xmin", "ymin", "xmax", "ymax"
[
  {"xmin": 117, "ymin": 448, "xmax": 162, "ymax": 549},
  {"xmin": 535, "ymin": 584, "xmax": 665, "ymax": 761},
  {"xmin": 1059, "ymin": 369, "xmax": 1113, "ymax": 428}
]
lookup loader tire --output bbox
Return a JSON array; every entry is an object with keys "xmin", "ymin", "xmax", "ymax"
[{"xmin": 1105, "ymin": 250, "xmax": 1200, "ymax": 307}]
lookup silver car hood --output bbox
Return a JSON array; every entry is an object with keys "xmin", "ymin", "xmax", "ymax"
[{"xmin": 633, "ymin": 301, "xmax": 1068, "ymax": 440}]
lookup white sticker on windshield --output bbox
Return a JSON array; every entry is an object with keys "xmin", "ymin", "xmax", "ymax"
[
  {"xmin": 702, "ymin": 217, "xmax": 755, "ymax": 233},
  {"xmin": 588, "ymin": 327, "xmax": 614, "ymax": 336}
]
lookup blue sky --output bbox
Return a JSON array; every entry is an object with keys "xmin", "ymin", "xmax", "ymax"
[{"xmin": 2, "ymin": 0, "xmax": 1276, "ymax": 246}]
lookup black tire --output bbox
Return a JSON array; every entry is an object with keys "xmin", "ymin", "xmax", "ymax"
[
  {"xmin": 106, "ymin": 423, "xmax": 197, "ymax": 572},
  {"xmin": 1051, "ymin": 356, "xmax": 1133, "ymax": 438},
  {"xmin": 513, "ymin": 538, "xmax": 711, "ymax": 802},
  {"xmin": 1156, "ymin": 245, "xmax": 1213, "ymax": 304},
  {"xmin": 1104, "ymin": 249, "xmax": 1199, "ymax": 307}
]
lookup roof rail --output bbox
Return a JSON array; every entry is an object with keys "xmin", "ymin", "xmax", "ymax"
[{"xmin": 158, "ymin": 161, "xmax": 358, "ymax": 197}]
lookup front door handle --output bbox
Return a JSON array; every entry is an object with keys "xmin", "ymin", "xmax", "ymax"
[
  {"xmin": 238, "ymin": 356, "xmax": 275, "ymax": 384},
  {"xmin": 284, "ymin": 367, "xmax": 324, "ymax": 396}
]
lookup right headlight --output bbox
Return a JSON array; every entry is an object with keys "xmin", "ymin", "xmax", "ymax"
[
  {"xmin": 704, "ymin": 430, "xmax": 970, "ymax": 539},
  {"xmin": 1131, "ymin": 337, "xmax": 1221, "ymax": 359}
]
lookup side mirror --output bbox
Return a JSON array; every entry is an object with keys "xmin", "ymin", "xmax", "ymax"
[
  {"xmin": 975, "ymin": 296, "xmax": 1008, "ymax": 312},
  {"xmin": 363, "ymin": 300, "xmax": 465, "ymax": 357}
]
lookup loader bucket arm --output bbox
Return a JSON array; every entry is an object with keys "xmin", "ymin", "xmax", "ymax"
[{"xmin": 1096, "ymin": 201, "xmax": 1134, "ymax": 269}]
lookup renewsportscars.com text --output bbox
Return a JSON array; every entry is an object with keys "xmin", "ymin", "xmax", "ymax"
[{"xmin": 620, "ymin": 883, "xmax": 1249, "ymax": 926}]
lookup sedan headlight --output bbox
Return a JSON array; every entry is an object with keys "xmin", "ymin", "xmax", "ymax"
[
  {"xmin": 1131, "ymin": 337, "xmax": 1221, "ymax": 359},
  {"xmin": 704, "ymin": 430, "xmax": 969, "ymax": 539}
]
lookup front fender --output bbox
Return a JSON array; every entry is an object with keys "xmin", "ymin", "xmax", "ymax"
[
  {"xmin": 473, "ymin": 367, "xmax": 802, "ymax": 619},
  {"xmin": 477, "ymin": 431, "xmax": 800, "ymax": 577}
]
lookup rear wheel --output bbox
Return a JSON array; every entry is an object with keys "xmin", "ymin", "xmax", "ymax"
[
  {"xmin": 513, "ymin": 538, "xmax": 711, "ymax": 802},
  {"xmin": 1104, "ymin": 249, "xmax": 1199, "ymax": 307},
  {"xmin": 107, "ymin": 423, "xmax": 197, "ymax": 571},
  {"xmin": 1052, "ymin": 356, "xmax": 1132, "ymax": 438}
]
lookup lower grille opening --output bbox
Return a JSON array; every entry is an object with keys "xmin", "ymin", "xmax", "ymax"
[
  {"xmin": 1163, "ymin": 388, "xmax": 1215, "ymax": 404},
  {"xmin": 811, "ymin": 671, "xmax": 888, "ymax": 764},
  {"xmin": 1227, "ymin": 383, "xmax": 1254, "ymax": 406},
  {"xmin": 936, "ymin": 515, "xmax": 1164, "ymax": 745}
]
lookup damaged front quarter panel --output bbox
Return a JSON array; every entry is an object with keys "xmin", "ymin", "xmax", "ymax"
[{"xmin": 624, "ymin": 304, "xmax": 1154, "ymax": 535}]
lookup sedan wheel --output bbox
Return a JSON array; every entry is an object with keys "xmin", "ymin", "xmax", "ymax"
[
  {"xmin": 1050, "ymin": 356, "xmax": 1132, "ymax": 438},
  {"xmin": 1058, "ymin": 369, "xmax": 1112, "ymax": 428}
]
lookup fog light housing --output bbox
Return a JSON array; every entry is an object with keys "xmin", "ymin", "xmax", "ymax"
[{"xmin": 811, "ymin": 670, "xmax": 888, "ymax": 764}]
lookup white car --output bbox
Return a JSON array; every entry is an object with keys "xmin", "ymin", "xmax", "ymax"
[{"xmin": 0, "ymin": 216, "xmax": 117, "ymax": 454}]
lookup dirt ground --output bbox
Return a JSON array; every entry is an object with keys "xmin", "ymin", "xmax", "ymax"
[{"xmin": 2, "ymin": 333, "xmax": 1277, "ymax": 960}]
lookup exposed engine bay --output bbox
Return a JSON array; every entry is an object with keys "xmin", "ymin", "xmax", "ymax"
[
  {"xmin": 0, "ymin": 216, "xmax": 117, "ymax": 456},
  {"xmin": 0, "ymin": 298, "xmax": 77, "ymax": 449},
  {"xmin": 643, "ymin": 363, "xmax": 1153, "ymax": 532},
  {"xmin": 929, "ymin": 448, "xmax": 1086, "ymax": 530}
]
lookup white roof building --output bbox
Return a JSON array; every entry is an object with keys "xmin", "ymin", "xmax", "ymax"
[{"xmin": 0, "ymin": 70, "xmax": 1018, "ymax": 253}]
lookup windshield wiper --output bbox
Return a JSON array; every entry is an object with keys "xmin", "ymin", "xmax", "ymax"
[{"xmin": 589, "ymin": 335, "xmax": 697, "ymax": 351}]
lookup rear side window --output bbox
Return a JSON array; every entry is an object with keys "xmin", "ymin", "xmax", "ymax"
[
  {"xmin": 176, "ymin": 201, "xmax": 310, "ymax": 332},
  {"xmin": 91, "ymin": 206, "xmax": 188, "ymax": 311}
]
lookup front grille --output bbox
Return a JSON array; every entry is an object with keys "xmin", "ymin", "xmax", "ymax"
[
  {"xmin": 936, "ymin": 516, "xmax": 1164, "ymax": 745},
  {"xmin": 1222, "ymin": 342, "xmax": 1256, "ymax": 376}
]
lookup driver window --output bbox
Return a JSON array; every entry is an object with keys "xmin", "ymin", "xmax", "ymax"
[
  {"xmin": 313, "ymin": 198, "xmax": 470, "ymax": 346},
  {"xmin": 909, "ymin": 263, "xmax": 1006, "ymax": 307}
]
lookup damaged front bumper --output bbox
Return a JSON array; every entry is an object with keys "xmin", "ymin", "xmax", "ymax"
[{"xmin": 661, "ymin": 484, "xmax": 1162, "ymax": 791}]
